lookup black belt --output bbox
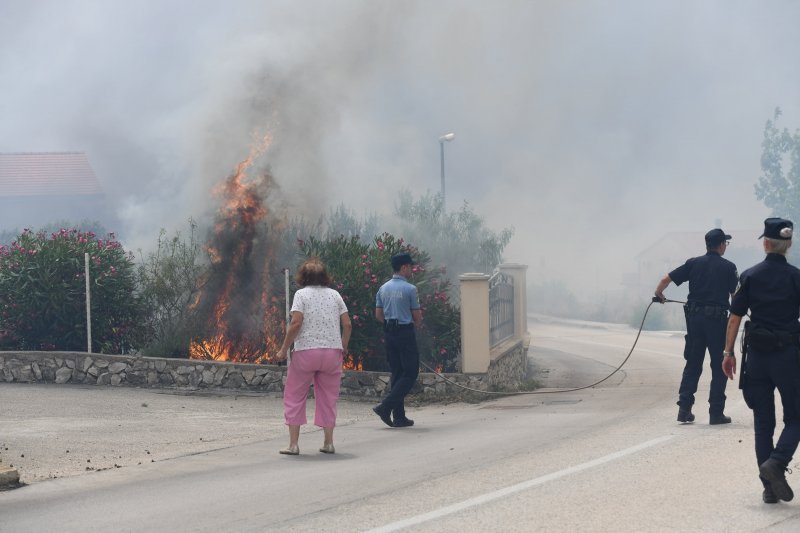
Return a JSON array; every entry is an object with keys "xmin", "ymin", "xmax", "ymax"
[
  {"xmin": 384, "ymin": 319, "xmax": 413, "ymax": 330},
  {"xmin": 686, "ymin": 302, "xmax": 727, "ymax": 310},
  {"xmin": 685, "ymin": 302, "xmax": 728, "ymax": 317}
]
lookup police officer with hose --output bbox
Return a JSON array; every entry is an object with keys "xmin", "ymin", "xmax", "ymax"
[
  {"xmin": 654, "ymin": 228, "xmax": 738, "ymax": 424},
  {"xmin": 723, "ymin": 217, "xmax": 800, "ymax": 504}
]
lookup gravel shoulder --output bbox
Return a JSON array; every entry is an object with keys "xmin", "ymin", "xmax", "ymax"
[{"xmin": 0, "ymin": 383, "xmax": 376, "ymax": 484}]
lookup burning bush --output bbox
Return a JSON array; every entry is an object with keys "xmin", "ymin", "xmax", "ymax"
[
  {"xmin": 298, "ymin": 232, "xmax": 460, "ymax": 372},
  {"xmin": 0, "ymin": 228, "xmax": 143, "ymax": 352},
  {"xmin": 187, "ymin": 157, "xmax": 285, "ymax": 364}
]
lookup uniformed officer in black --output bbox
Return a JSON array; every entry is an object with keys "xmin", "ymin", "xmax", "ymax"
[
  {"xmin": 655, "ymin": 228, "xmax": 738, "ymax": 424},
  {"xmin": 723, "ymin": 217, "xmax": 800, "ymax": 504}
]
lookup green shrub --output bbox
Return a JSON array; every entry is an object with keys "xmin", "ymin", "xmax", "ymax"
[
  {"xmin": 136, "ymin": 222, "xmax": 205, "ymax": 357},
  {"xmin": 0, "ymin": 228, "xmax": 143, "ymax": 352},
  {"xmin": 297, "ymin": 233, "xmax": 460, "ymax": 371}
]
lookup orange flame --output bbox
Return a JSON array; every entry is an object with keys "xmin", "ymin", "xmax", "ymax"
[
  {"xmin": 342, "ymin": 353, "xmax": 363, "ymax": 371},
  {"xmin": 189, "ymin": 133, "xmax": 286, "ymax": 364}
]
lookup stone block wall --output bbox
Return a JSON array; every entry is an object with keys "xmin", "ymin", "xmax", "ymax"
[
  {"xmin": 487, "ymin": 336, "xmax": 530, "ymax": 390},
  {"xmin": 0, "ymin": 352, "xmax": 285, "ymax": 391},
  {"xmin": 0, "ymin": 350, "xmax": 528, "ymax": 402}
]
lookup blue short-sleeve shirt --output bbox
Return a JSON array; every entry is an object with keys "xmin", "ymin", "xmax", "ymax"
[{"xmin": 375, "ymin": 275, "xmax": 420, "ymax": 324}]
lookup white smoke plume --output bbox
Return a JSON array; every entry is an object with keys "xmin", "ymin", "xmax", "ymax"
[{"xmin": 1, "ymin": 0, "xmax": 798, "ymax": 299}]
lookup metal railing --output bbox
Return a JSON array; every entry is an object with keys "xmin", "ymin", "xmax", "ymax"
[{"xmin": 489, "ymin": 270, "xmax": 514, "ymax": 347}]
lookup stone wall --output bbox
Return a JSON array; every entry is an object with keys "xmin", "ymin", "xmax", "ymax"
[
  {"xmin": 0, "ymin": 349, "xmax": 528, "ymax": 402},
  {"xmin": 488, "ymin": 336, "xmax": 529, "ymax": 390}
]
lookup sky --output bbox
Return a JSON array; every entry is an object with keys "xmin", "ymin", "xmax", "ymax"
[{"xmin": 1, "ymin": 0, "xmax": 798, "ymax": 297}]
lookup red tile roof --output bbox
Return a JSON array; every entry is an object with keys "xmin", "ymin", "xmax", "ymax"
[{"xmin": 0, "ymin": 152, "xmax": 103, "ymax": 197}]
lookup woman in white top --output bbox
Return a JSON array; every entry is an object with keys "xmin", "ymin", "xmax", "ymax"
[{"xmin": 275, "ymin": 258, "xmax": 351, "ymax": 455}]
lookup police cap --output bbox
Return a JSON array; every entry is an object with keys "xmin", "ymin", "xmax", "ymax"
[
  {"xmin": 759, "ymin": 217, "xmax": 794, "ymax": 240},
  {"xmin": 391, "ymin": 253, "xmax": 416, "ymax": 271},
  {"xmin": 705, "ymin": 228, "xmax": 732, "ymax": 246}
]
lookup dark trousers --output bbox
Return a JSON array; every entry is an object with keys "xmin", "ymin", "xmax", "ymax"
[
  {"xmin": 380, "ymin": 326, "xmax": 419, "ymax": 420},
  {"xmin": 678, "ymin": 313, "xmax": 727, "ymax": 414},
  {"xmin": 743, "ymin": 346, "xmax": 800, "ymax": 475}
]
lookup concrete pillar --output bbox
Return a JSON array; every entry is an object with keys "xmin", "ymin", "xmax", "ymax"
[
  {"xmin": 459, "ymin": 273, "xmax": 490, "ymax": 373},
  {"xmin": 499, "ymin": 263, "xmax": 529, "ymax": 341}
]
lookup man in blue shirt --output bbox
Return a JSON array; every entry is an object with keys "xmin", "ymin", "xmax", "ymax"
[
  {"xmin": 655, "ymin": 228, "xmax": 738, "ymax": 425},
  {"xmin": 373, "ymin": 253, "xmax": 422, "ymax": 428}
]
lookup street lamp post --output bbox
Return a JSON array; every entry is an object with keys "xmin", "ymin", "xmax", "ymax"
[{"xmin": 439, "ymin": 132, "xmax": 455, "ymax": 211}]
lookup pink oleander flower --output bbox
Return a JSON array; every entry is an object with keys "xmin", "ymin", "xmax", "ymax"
[{"xmin": 376, "ymin": 241, "xmax": 385, "ymax": 251}]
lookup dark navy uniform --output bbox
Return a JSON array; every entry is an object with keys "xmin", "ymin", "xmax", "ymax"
[
  {"xmin": 729, "ymin": 219, "xmax": 800, "ymax": 499},
  {"xmin": 668, "ymin": 240, "xmax": 738, "ymax": 418}
]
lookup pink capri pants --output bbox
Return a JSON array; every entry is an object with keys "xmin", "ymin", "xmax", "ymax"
[{"xmin": 283, "ymin": 348, "xmax": 343, "ymax": 427}]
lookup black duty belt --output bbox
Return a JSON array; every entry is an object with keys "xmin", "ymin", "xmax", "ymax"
[{"xmin": 745, "ymin": 322, "xmax": 800, "ymax": 352}]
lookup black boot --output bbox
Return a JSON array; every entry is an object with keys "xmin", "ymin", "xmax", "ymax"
[
  {"xmin": 709, "ymin": 413, "xmax": 732, "ymax": 425},
  {"xmin": 763, "ymin": 485, "xmax": 778, "ymax": 504},
  {"xmin": 394, "ymin": 417, "xmax": 414, "ymax": 427},
  {"xmin": 372, "ymin": 404, "xmax": 394, "ymax": 427},
  {"xmin": 760, "ymin": 458, "xmax": 794, "ymax": 502},
  {"xmin": 677, "ymin": 408, "xmax": 695, "ymax": 423},
  {"xmin": 392, "ymin": 408, "xmax": 413, "ymax": 428}
]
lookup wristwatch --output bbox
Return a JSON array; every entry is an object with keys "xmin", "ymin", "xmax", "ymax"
[{"xmin": 723, "ymin": 351, "xmax": 735, "ymax": 357}]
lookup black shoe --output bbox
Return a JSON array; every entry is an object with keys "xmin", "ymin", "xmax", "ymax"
[
  {"xmin": 763, "ymin": 486, "xmax": 779, "ymax": 504},
  {"xmin": 372, "ymin": 404, "xmax": 394, "ymax": 427},
  {"xmin": 760, "ymin": 458, "xmax": 794, "ymax": 502},
  {"xmin": 709, "ymin": 414, "xmax": 732, "ymax": 425},
  {"xmin": 394, "ymin": 418, "xmax": 414, "ymax": 428},
  {"xmin": 677, "ymin": 408, "xmax": 695, "ymax": 423}
]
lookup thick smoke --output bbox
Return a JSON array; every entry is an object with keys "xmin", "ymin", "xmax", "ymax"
[{"xmin": 1, "ymin": 0, "xmax": 799, "ymax": 302}]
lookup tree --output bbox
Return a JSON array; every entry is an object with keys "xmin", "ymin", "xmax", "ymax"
[
  {"xmin": 0, "ymin": 228, "xmax": 143, "ymax": 352},
  {"xmin": 756, "ymin": 108, "xmax": 800, "ymax": 223},
  {"xmin": 391, "ymin": 190, "xmax": 514, "ymax": 284},
  {"xmin": 323, "ymin": 204, "xmax": 380, "ymax": 243},
  {"xmin": 136, "ymin": 221, "xmax": 206, "ymax": 357}
]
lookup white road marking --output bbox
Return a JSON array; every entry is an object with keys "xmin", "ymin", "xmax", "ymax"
[{"xmin": 364, "ymin": 434, "xmax": 675, "ymax": 533}]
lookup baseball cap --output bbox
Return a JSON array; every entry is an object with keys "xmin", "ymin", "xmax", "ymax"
[
  {"xmin": 705, "ymin": 228, "xmax": 732, "ymax": 245},
  {"xmin": 390, "ymin": 253, "xmax": 416, "ymax": 271}
]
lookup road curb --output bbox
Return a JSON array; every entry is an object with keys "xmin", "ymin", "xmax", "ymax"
[{"xmin": 0, "ymin": 465, "xmax": 21, "ymax": 489}]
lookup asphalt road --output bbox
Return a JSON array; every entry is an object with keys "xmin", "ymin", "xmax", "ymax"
[{"xmin": 3, "ymin": 315, "xmax": 800, "ymax": 531}]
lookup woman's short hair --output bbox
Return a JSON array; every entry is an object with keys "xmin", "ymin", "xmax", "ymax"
[
  {"xmin": 295, "ymin": 258, "xmax": 332, "ymax": 287},
  {"xmin": 765, "ymin": 237, "xmax": 792, "ymax": 256}
]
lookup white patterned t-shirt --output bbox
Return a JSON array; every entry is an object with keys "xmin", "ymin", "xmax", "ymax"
[{"xmin": 291, "ymin": 286, "xmax": 348, "ymax": 351}]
